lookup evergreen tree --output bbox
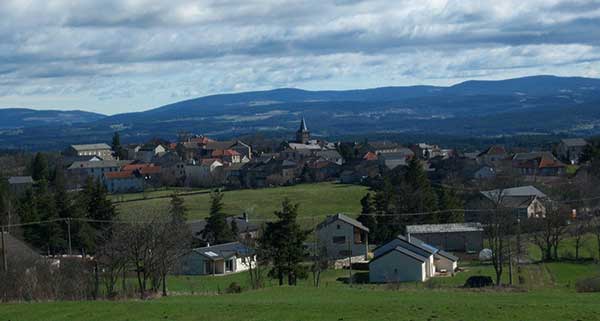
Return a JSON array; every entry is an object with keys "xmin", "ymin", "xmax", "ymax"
[
  {"xmin": 35, "ymin": 180, "xmax": 64, "ymax": 253},
  {"xmin": 32, "ymin": 152, "xmax": 49, "ymax": 182},
  {"xmin": 111, "ymin": 132, "xmax": 126, "ymax": 159},
  {"xmin": 357, "ymin": 193, "xmax": 377, "ymax": 242},
  {"xmin": 230, "ymin": 219, "xmax": 239, "ymax": 239},
  {"xmin": 82, "ymin": 179, "xmax": 117, "ymax": 253},
  {"xmin": 396, "ymin": 157, "xmax": 438, "ymax": 224},
  {"xmin": 17, "ymin": 189, "xmax": 40, "ymax": 246},
  {"xmin": 437, "ymin": 187, "xmax": 464, "ymax": 223},
  {"xmin": 202, "ymin": 190, "xmax": 233, "ymax": 244},
  {"xmin": 169, "ymin": 193, "xmax": 187, "ymax": 224},
  {"xmin": 259, "ymin": 198, "xmax": 308, "ymax": 285}
]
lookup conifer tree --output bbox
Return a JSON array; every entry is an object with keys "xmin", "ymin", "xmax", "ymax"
[{"xmin": 203, "ymin": 190, "xmax": 233, "ymax": 244}]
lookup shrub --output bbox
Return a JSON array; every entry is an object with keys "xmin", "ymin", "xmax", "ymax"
[
  {"xmin": 575, "ymin": 276, "xmax": 600, "ymax": 293},
  {"xmin": 464, "ymin": 276, "xmax": 494, "ymax": 288},
  {"xmin": 225, "ymin": 282, "xmax": 242, "ymax": 294}
]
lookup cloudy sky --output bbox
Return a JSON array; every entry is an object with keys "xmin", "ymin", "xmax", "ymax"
[{"xmin": 1, "ymin": 0, "xmax": 599, "ymax": 114}]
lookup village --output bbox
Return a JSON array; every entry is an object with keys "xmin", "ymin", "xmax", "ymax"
[{"xmin": 2, "ymin": 117, "xmax": 599, "ymax": 294}]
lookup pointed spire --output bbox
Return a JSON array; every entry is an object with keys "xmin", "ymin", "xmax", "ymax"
[{"xmin": 300, "ymin": 117, "xmax": 308, "ymax": 132}]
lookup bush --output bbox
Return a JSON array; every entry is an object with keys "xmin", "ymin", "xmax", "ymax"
[
  {"xmin": 464, "ymin": 276, "xmax": 494, "ymax": 288},
  {"xmin": 575, "ymin": 276, "xmax": 600, "ymax": 293},
  {"xmin": 225, "ymin": 282, "xmax": 242, "ymax": 294}
]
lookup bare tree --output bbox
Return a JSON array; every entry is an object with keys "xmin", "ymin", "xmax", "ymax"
[{"xmin": 526, "ymin": 200, "xmax": 570, "ymax": 261}]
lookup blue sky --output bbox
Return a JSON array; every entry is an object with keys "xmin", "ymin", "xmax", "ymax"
[{"xmin": 0, "ymin": 0, "xmax": 599, "ymax": 115}]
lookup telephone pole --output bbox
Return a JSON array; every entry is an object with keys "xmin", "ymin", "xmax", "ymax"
[
  {"xmin": 1, "ymin": 226, "xmax": 7, "ymax": 272},
  {"xmin": 66, "ymin": 218, "xmax": 73, "ymax": 255}
]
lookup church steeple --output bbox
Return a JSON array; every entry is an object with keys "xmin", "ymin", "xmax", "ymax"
[{"xmin": 296, "ymin": 117, "xmax": 310, "ymax": 144}]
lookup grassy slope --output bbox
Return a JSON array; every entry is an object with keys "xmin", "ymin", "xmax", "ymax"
[
  {"xmin": 2, "ymin": 286, "xmax": 600, "ymax": 321},
  {"xmin": 114, "ymin": 182, "xmax": 369, "ymax": 221}
]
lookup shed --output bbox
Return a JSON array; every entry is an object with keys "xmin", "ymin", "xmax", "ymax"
[
  {"xmin": 406, "ymin": 223, "xmax": 484, "ymax": 252},
  {"xmin": 369, "ymin": 246, "xmax": 428, "ymax": 283}
]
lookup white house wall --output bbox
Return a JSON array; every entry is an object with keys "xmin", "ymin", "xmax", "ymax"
[{"xmin": 369, "ymin": 250, "xmax": 426, "ymax": 283}]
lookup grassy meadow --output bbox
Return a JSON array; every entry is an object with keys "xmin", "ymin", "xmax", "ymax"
[{"xmin": 112, "ymin": 182, "xmax": 370, "ymax": 222}]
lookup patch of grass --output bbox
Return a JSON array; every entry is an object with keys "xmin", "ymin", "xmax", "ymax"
[
  {"xmin": 114, "ymin": 182, "xmax": 370, "ymax": 222},
  {"xmin": 2, "ymin": 286, "xmax": 600, "ymax": 321}
]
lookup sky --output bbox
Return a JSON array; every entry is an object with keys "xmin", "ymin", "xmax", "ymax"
[{"xmin": 1, "ymin": 0, "xmax": 600, "ymax": 115}]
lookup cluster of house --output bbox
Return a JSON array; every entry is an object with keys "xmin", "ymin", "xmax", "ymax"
[
  {"xmin": 177, "ymin": 212, "xmax": 484, "ymax": 283},
  {"xmin": 471, "ymin": 138, "xmax": 589, "ymax": 181}
]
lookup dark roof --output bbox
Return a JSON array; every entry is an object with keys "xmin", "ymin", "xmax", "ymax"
[
  {"xmin": 68, "ymin": 160, "xmax": 131, "ymax": 169},
  {"xmin": 188, "ymin": 216, "xmax": 259, "ymax": 240},
  {"xmin": 370, "ymin": 246, "xmax": 428, "ymax": 265},
  {"xmin": 481, "ymin": 185, "xmax": 546, "ymax": 200},
  {"xmin": 0, "ymin": 232, "xmax": 41, "ymax": 261},
  {"xmin": 192, "ymin": 242, "xmax": 254, "ymax": 260},
  {"xmin": 436, "ymin": 249, "xmax": 459, "ymax": 262},
  {"xmin": 478, "ymin": 145, "xmax": 506, "ymax": 157},
  {"xmin": 8, "ymin": 176, "xmax": 34, "ymax": 184},
  {"xmin": 316, "ymin": 213, "xmax": 369, "ymax": 232}
]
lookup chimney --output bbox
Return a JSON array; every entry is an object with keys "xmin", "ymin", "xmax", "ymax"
[
  {"xmin": 206, "ymin": 242, "xmax": 210, "ymax": 247},
  {"xmin": 407, "ymin": 233, "xmax": 411, "ymax": 243},
  {"xmin": 242, "ymin": 212, "xmax": 248, "ymax": 222}
]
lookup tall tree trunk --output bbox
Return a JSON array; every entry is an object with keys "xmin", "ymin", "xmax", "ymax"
[{"xmin": 162, "ymin": 273, "xmax": 167, "ymax": 297}]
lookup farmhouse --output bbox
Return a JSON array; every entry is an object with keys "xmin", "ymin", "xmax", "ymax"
[
  {"xmin": 8, "ymin": 176, "xmax": 34, "ymax": 195},
  {"xmin": 557, "ymin": 138, "xmax": 588, "ymax": 164},
  {"xmin": 372, "ymin": 235, "xmax": 438, "ymax": 278},
  {"xmin": 369, "ymin": 246, "xmax": 428, "ymax": 283},
  {"xmin": 66, "ymin": 143, "xmax": 113, "ymax": 160},
  {"xmin": 406, "ymin": 223, "xmax": 484, "ymax": 252},
  {"xmin": 466, "ymin": 185, "xmax": 547, "ymax": 222},
  {"xmin": 177, "ymin": 242, "xmax": 255, "ymax": 276},
  {"xmin": 316, "ymin": 213, "xmax": 369, "ymax": 260}
]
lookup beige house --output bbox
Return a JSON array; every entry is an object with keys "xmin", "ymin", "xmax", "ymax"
[
  {"xmin": 316, "ymin": 213, "xmax": 369, "ymax": 260},
  {"xmin": 66, "ymin": 143, "xmax": 113, "ymax": 160}
]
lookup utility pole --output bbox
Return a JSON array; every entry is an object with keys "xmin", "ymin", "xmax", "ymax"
[
  {"xmin": 347, "ymin": 239, "xmax": 353, "ymax": 286},
  {"xmin": 507, "ymin": 236, "xmax": 513, "ymax": 286},
  {"xmin": 1, "ymin": 226, "xmax": 7, "ymax": 272},
  {"xmin": 66, "ymin": 218, "xmax": 73, "ymax": 255}
]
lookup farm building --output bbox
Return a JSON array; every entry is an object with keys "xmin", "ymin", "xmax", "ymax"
[
  {"xmin": 177, "ymin": 242, "xmax": 255, "ymax": 276},
  {"xmin": 406, "ymin": 223, "xmax": 484, "ymax": 252},
  {"xmin": 369, "ymin": 246, "xmax": 428, "ymax": 283},
  {"xmin": 316, "ymin": 213, "xmax": 369, "ymax": 260}
]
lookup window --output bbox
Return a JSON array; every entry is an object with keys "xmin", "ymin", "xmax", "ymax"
[
  {"xmin": 332, "ymin": 236, "xmax": 346, "ymax": 244},
  {"xmin": 225, "ymin": 259, "xmax": 234, "ymax": 272},
  {"xmin": 336, "ymin": 224, "xmax": 341, "ymax": 230}
]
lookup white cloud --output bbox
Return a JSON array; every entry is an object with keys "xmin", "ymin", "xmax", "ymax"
[{"xmin": 0, "ymin": 0, "xmax": 599, "ymax": 114}]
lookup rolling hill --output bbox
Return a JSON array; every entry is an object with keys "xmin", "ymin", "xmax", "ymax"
[{"xmin": 1, "ymin": 75, "xmax": 600, "ymax": 150}]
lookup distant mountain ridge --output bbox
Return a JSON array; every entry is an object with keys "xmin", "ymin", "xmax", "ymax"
[
  {"xmin": 0, "ymin": 108, "xmax": 106, "ymax": 129},
  {"xmin": 1, "ymin": 75, "xmax": 600, "ymax": 150}
]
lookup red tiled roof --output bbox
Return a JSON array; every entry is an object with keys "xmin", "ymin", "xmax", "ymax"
[
  {"xmin": 211, "ymin": 149, "xmax": 240, "ymax": 157},
  {"xmin": 104, "ymin": 171, "xmax": 135, "ymax": 179},
  {"xmin": 122, "ymin": 163, "xmax": 156, "ymax": 171},
  {"xmin": 201, "ymin": 158, "xmax": 221, "ymax": 166},
  {"xmin": 363, "ymin": 151, "xmax": 378, "ymax": 161}
]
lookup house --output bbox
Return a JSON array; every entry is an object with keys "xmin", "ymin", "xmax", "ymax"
[
  {"xmin": 65, "ymin": 143, "xmax": 113, "ymax": 160},
  {"xmin": 67, "ymin": 160, "xmax": 131, "ymax": 182},
  {"xmin": 0, "ymin": 232, "xmax": 42, "ymax": 264},
  {"xmin": 103, "ymin": 171, "xmax": 144, "ymax": 193},
  {"xmin": 7, "ymin": 176, "xmax": 34, "ymax": 195},
  {"xmin": 188, "ymin": 214, "xmax": 259, "ymax": 243},
  {"xmin": 177, "ymin": 242, "xmax": 255, "ymax": 275},
  {"xmin": 135, "ymin": 144, "xmax": 166, "ymax": 163},
  {"xmin": 466, "ymin": 185, "xmax": 547, "ymax": 221},
  {"xmin": 406, "ymin": 223, "xmax": 484, "ymax": 252},
  {"xmin": 512, "ymin": 152, "xmax": 565, "ymax": 176},
  {"xmin": 153, "ymin": 151, "xmax": 186, "ymax": 185},
  {"xmin": 372, "ymin": 235, "xmax": 437, "ymax": 278},
  {"xmin": 477, "ymin": 145, "xmax": 508, "ymax": 164},
  {"xmin": 211, "ymin": 149, "xmax": 242, "ymax": 164},
  {"xmin": 557, "ymin": 138, "xmax": 588, "ymax": 164},
  {"xmin": 369, "ymin": 246, "xmax": 429, "ymax": 283},
  {"xmin": 316, "ymin": 213, "xmax": 369, "ymax": 260},
  {"xmin": 473, "ymin": 166, "xmax": 496, "ymax": 180},
  {"xmin": 435, "ymin": 250, "xmax": 459, "ymax": 272},
  {"xmin": 184, "ymin": 159, "xmax": 224, "ymax": 187}
]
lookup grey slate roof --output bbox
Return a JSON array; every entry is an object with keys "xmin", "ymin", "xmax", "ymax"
[
  {"xmin": 561, "ymin": 138, "xmax": 588, "ymax": 147},
  {"xmin": 8, "ymin": 176, "xmax": 34, "ymax": 184},
  {"xmin": 68, "ymin": 160, "xmax": 131, "ymax": 169},
  {"xmin": 436, "ymin": 249, "xmax": 459, "ymax": 262},
  {"xmin": 316, "ymin": 213, "xmax": 369, "ymax": 232},
  {"xmin": 192, "ymin": 242, "xmax": 254, "ymax": 260},
  {"xmin": 70, "ymin": 143, "xmax": 111, "ymax": 151},
  {"xmin": 370, "ymin": 245, "xmax": 428, "ymax": 264},
  {"xmin": 406, "ymin": 223, "xmax": 484, "ymax": 234},
  {"xmin": 481, "ymin": 185, "xmax": 546, "ymax": 200}
]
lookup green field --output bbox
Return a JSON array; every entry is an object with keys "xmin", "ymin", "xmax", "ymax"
[
  {"xmin": 113, "ymin": 182, "xmax": 370, "ymax": 222},
  {"xmin": 3, "ymin": 262, "xmax": 600, "ymax": 321}
]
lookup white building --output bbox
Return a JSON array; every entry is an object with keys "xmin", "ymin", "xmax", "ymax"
[
  {"xmin": 372, "ymin": 235, "xmax": 436, "ymax": 278},
  {"xmin": 177, "ymin": 242, "xmax": 255, "ymax": 276},
  {"xmin": 369, "ymin": 246, "xmax": 428, "ymax": 283},
  {"xmin": 66, "ymin": 143, "xmax": 113, "ymax": 160},
  {"xmin": 316, "ymin": 213, "xmax": 369, "ymax": 260}
]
